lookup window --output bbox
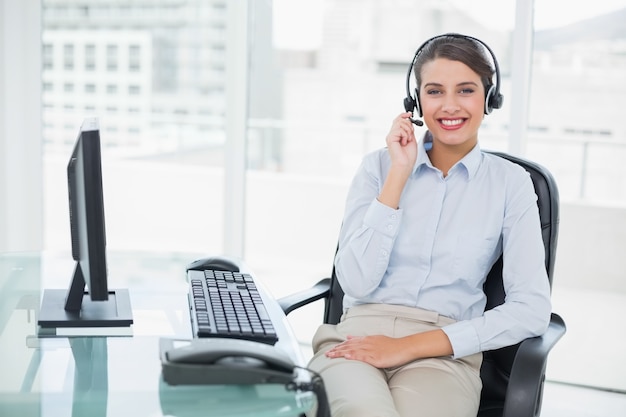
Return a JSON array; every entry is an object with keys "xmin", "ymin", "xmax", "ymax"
[
  {"xmin": 129, "ymin": 44, "xmax": 141, "ymax": 72},
  {"xmin": 262, "ymin": 0, "xmax": 626, "ymax": 394},
  {"xmin": 85, "ymin": 44, "xmax": 96, "ymax": 71},
  {"xmin": 106, "ymin": 44, "xmax": 118, "ymax": 71},
  {"xmin": 42, "ymin": 0, "xmax": 230, "ymax": 257},
  {"xmin": 527, "ymin": 0, "xmax": 626, "ymax": 392},
  {"xmin": 63, "ymin": 44, "xmax": 74, "ymax": 70},
  {"xmin": 43, "ymin": 43, "xmax": 53, "ymax": 70}
]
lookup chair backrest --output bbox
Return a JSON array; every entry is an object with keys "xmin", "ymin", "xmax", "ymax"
[
  {"xmin": 476, "ymin": 151, "xmax": 559, "ymax": 409},
  {"xmin": 322, "ymin": 151, "xmax": 560, "ymax": 410}
]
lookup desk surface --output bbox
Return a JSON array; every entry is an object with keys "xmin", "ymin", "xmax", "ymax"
[{"xmin": 0, "ymin": 251, "xmax": 314, "ymax": 417}]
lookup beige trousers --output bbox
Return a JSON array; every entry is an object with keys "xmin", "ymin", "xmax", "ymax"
[{"xmin": 307, "ymin": 304, "xmax": 482, "ymax": 417}]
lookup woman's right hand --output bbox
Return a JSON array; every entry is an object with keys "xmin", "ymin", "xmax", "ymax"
[
  {"xmin": 386, "ymin": 112, "xmax": 418, "ymax": 173},
  {"xmin": 377, "ymin": 112, "xmax": 419, "ymax": 209}
]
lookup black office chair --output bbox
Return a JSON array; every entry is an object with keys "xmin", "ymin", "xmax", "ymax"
[{"xmin": 279, "ymin": 151, "xmax": 566, "ymax": 417}]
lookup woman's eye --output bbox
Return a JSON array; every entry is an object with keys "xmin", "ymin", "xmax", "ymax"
[
  {"xmin": 426, "ymin": 89, "xmax": 442, "ymax": 95},
  {"xmin": 460, "ymin": 88, "xmax": 475, "ymax": 94}
]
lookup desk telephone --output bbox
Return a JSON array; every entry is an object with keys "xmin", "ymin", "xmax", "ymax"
[{"xmin": 159, "ymin": 337, "xmax": 296, "ymax": 385}]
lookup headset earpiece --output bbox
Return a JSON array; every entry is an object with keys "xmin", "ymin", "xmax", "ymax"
[
  {"xmin": 414, "ymin": 87, "xmax": 422, "ymax": 117},
  {"xmin": 403, "ymin": 88, "xmax": 423, "ymax": 126},
  {"xmin": 403, "ymin": 95, "xmax": 415, "ymax": 114},
  {"xmin": 485, "ymin": 84, "xmax": 504, "ymax": 114},
  {"xmin": 485, "ymin": 84, "xmax": 496, "ymax": 114}
]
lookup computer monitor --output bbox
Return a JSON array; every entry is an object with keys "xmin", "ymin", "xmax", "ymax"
[{"xmin": 38, "ymin": 118, "xmax": 133, "ymax": 330}]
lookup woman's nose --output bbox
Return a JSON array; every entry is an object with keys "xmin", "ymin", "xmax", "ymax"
[{"xmin": 441, "ymin": 97, "xmax": 460, "ymax": 113}]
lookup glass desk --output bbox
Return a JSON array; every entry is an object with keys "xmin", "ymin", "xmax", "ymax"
[{"xmin": 0, "ymin": 251, "xmax": 315, "ymax": 417}]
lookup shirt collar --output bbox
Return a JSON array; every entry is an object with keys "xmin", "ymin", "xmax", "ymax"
[
  {"xmin": 413, "ymin": 131, "xmax": 482, "ymax": 180},
  {"xmin": 458, "ymin": 143, "xmax": 482, "ymax": 180}
]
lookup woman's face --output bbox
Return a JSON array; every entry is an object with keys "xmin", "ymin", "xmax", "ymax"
[{"xmin": 419, "ymin": 58, "xmax": 485, "ymax": 152}]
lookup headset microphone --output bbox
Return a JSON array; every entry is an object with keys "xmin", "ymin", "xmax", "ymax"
[{"xmin": 403, "ymin": 97, "xmax": 423, "ymax": 126}]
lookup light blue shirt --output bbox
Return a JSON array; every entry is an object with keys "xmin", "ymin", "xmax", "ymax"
[{"xmin": 335, "ymin": 138, "xmax": 552, "ymax": 359}]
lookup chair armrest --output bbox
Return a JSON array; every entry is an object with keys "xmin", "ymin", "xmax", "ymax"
[
  {"xmin": 502, "ymin": 313, "xmax": 567, "ymax": 417},
  {"xmin": 278, "ymin": 278, "xmax": 331, "ymax": 316}
]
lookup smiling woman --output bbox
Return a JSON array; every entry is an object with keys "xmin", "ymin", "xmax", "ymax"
[{"xmin": 304, "ymin": 34, "xmax": 553, "ymax": 417}]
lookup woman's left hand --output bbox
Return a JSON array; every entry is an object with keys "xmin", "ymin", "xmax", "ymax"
[{"xmin": 324, "ymin": 334, "xmax": 413, "ymax": 368}]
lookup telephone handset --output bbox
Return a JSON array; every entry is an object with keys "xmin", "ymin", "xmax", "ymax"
[{"xmin": 160, "ymin": 337, "xmax": 296, "ymax": 385}]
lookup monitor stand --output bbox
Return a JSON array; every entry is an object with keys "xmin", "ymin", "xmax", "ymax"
[
  {"xmin": 37, "ymin": 264, "xmax": 133, "ymax": 334},
  {"xmin": 38, "ymin": 288, "xmax": 133, "ymax": 328}
]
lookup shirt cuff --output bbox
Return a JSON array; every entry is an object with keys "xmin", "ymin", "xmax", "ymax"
[
  {"xmin": 363, "ymin": 199, "xmax": 402, "ymax": 238},
  {"xmin": 442, "ymin": 321, "xmax": 481, "ymax": 359}
]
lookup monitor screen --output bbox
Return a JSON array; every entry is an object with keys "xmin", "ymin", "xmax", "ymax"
[
  {"xmin": 38, "ymin": 118, "xmax": 133, "ymax": 330},
  {"xmin": 68, "ymin": 117, "xmax": 108, "ymax": 300}
]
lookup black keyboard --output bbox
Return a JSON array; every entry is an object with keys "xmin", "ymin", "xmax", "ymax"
[{"xmin": 187, "ymin": 269, "xmax": 278, "ymax": 345}]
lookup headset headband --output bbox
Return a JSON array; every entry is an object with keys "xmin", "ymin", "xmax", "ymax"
[{"xmin": 404, "ymin": 33, "xmax": 503, "ymax": 119}]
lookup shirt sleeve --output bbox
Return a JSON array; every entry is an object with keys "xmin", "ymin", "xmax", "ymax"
[
  {"xmin": 442, "ymin": 170, "xmax": 552, "ymax": 359},
  {"xmin": 334, "ymin": 152, "xmax": 404, "ymax": 299}
]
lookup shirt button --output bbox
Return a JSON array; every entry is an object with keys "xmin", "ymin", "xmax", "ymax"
[
  {"xmin": 386, "ymin": 224, "xmax": 393, "ymax": 231},
  {"xmin": 381, "ymin": 250, "xmax": 388, "ymax": 257},
  {"xmin": 390, "ymin": 214, "xmax": 397, "ymax": 220}
]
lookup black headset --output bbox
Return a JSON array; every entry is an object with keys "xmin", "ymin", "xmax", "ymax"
[{"xmin": 403, "ymin": 33, "xmax": 504, "ymax": 126}]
